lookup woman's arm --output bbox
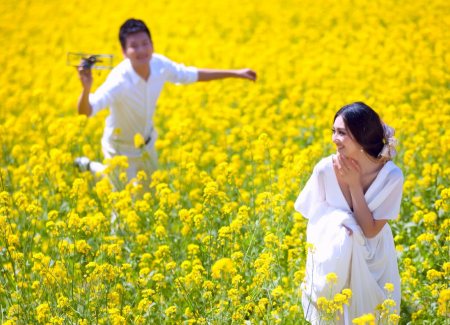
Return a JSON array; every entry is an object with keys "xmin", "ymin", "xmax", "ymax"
[{"xmin": 348, "ymin": 184, "xmax": 387, "ymax": 237}]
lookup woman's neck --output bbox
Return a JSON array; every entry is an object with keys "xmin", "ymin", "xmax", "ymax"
[{"xmin": 354, "ymin": 152, "xmax": 384, "ymax": 176}]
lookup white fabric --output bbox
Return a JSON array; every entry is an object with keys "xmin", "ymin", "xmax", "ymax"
[
  {"xmin": 295, "ymin": 155, "xmax": 403, "ymax": 324},
  {"xmin": 86, "ymin": 139, "xmax": 157, "ymax": 184},
  {"xmin": 89, "ymin": 53, "xmax": 198, "ymax": 158}
]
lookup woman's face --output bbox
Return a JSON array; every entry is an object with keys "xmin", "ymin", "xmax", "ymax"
[{"xmin": 332, "ymin": 115, "xmax": 360, "ymax": 158}]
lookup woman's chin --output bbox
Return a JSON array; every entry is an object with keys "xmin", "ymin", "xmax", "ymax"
[{"xmin": 336, "ymin": 148, "xmax": 345, "ymax": 155}]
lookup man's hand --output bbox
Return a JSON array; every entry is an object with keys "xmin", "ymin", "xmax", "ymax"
[
  {"xmin": 78, "ymin": 65, "xmax": 93, "ymax": 90},
  {"xmin": 235, "ymin": 68, "xmax": 257, "ymax": 81}
]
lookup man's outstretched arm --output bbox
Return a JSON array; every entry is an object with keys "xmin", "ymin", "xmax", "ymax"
[{"xmin": 197, "ymin": 68, "xmax": 257, "ymax": 82}]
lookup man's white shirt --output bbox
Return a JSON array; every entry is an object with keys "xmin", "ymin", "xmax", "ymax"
[{"xmin": 89, "ymin": 54, "xmax": 198, "ymax": 157}]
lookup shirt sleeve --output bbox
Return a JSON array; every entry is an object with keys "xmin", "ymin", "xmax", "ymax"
[
  {"xmin": 294, "ymin": 160, "xmax": 327, "ymax": 219},
  {"xmin": 368, "ymin": 168, "xmax": 404, "ymax": 220},
  {"xmin": 162, "ymin": 56, "xmax": 198, "ymax": 84},
  {"xmin": 88, "ymin": 77, "xmax": 117, "ymax": 116}
]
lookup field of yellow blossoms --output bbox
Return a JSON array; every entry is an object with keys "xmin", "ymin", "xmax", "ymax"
[{"xmin": 1, "ymin": 0, "xmax": 449, "ymax": 323}]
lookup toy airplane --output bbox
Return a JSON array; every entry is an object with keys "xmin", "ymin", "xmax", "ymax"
[{"xmin": 67, "ymin": 52, "xmax": 114, "ymax": 70}]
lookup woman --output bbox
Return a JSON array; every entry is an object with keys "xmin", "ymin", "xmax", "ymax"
[{"xmin": 295, "ymin": 102, "xmax": 403, "ymax": 323}]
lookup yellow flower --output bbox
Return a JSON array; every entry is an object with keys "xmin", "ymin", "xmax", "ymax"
[
  {"xmin": 203, "ymin": 181, "xmax": 219, "ymax": 200},
  {"xmin": 271, "ymin": 285, "xmax": 284, "ymax": 298},
  {"xmin": 155, "ymin": 224, "xmax": 167, "ymax": 238},
  {"xmin": 384, "ymin": 282, "xmax": 394, "ymax": 293},
  {"xmin": 382, "ymin": 299, "xmax": 396, "ymax": 308},
  {"xmin": 137, "ymin": 298, "xmax": 152, "ymax": 313},
  {"xmin": 326, "ymin": 272, "xmax": 338, "ymax": 285},
  {"xmin": 417, "ymin": 232, "xmax": 435, "ymax": 243},
  {"xmin": 334, "ymin": 293, "xmax": 349, "ymax": 305},
  {"xmin": 49, "ymin": 317, "xmax": 64, "ymax": 325},
  {"xmin": 165, "ymin": 305, "xmax": 177, "ymax": 319},
  {"xmin": 75, "ymin": 240, "xmax": 91, "ymax": 255},
  {"xmin": 134, "ymin": 133, "xmax": 145, "ymax": 149},
  {"xmin": 342, "ymin": 288, "xmax": 352, "ymax": 299},
  {"xmin": 443, "ymin": 262, "xmax": 450, "ymax": 274},
  {"xmin": 437, "ymin": 288, "xmax": 450, "ymax": 316},
  {"xmin": 289, "ymin": 305, "xmax": 300, "ymax": 314},
  {"xmin": 36, "ymin": 303, "xmax": 50, "ymax": 323},
  {"xmin": 389, "ymin": 314, "xmax": 401, "ymax": 324},
  {"xmin": 7, "ymin": 234, "xmax": 20, "ymax": 247},
  {"xmin": 426, "ymin": 269, "xmax": 443, "ymax": 281},
  {"xmin": 264, "ymin": 232, "xmax": 280, "ymax": 247},
  {"xmin": 352, "ymin": 313, "xmax": 375, "ymax": 325},
  {"xmin": 57, "ymin": 295, "xmax": 70, "ymax": 309},
  {"xmin": 212, "ymin": 258, "xmax": 237, "ymax": 279},
  {"xmin": 423, "ymin": 211, "xmax": 437, "ymax": 227}
]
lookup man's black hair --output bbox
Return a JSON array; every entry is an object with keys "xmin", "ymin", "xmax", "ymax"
[{"xmin": 119, "ymin": 18, "xmax": 152, "ymax": 49}]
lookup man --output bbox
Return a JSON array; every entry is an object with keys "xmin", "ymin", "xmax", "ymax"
[{"xmin": 75, "ymin": 18, "xmax": 257, "ymax": 180}]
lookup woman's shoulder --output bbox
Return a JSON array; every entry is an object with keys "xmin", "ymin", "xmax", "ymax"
[
  {"xmin": 385, "ymin": 160, "xmax": 403, "ymax": 177},
  {"xmin": 313, "ymin": 155, "xmax": 333, "ymax": 173},
  {"xmin": 383, "ymin": 161, "xmax": 404, "ymax": 180}
]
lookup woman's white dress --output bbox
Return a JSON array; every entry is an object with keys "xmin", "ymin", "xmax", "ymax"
[{"xmin": 295, "ymin": 155, "xmax": 403, "ymax": 324}]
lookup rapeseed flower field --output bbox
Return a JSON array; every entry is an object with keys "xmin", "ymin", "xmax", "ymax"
[{"xmin": 1, "ymin": 0, "xmax": 449, "ymax": 323}]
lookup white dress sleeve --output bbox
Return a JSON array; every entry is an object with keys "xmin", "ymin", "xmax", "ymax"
[
  {"xmin": 367, "ymin": 166, "xmax": 404, "ymax": 220},
  {"xmin": 294, "ymin": 159, "xmax": 327, "ymax": 219}
]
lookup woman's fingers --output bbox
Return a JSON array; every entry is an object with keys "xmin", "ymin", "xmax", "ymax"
[
  {"xmin": 333, "ymin": 155, "xmax": 345, "ymax": 178},
  {"xmin": 338, "ymin": 154, "xmax": 350, "ymax": 173},
  {"xmin": 343, "ymin": 225, "xmax": 353, "ymax": 236},
  {"xmin": 333, "ymin": 155, "xmax": 342, "ymax": 175}
]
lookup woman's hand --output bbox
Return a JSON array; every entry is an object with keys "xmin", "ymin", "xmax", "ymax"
[
  {"xmin": 333, "ymin": 153, "xmax": 362, "ymax": 188},
  {"xmin": 343, "ymin": 225, "xmax": 353, "ymax": 236}
]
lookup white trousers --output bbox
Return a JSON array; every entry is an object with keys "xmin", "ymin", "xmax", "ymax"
[{"xmin": 90, "ymin": 133, "xmax": 159, "ymax": 182}]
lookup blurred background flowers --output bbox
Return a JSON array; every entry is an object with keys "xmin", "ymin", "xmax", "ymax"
[{"xmin": 0, "ymin": 0, "xmax": 448, "ymax": 323}]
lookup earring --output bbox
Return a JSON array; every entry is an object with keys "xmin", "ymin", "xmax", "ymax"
[{"xmin": 360, "ymin": 148, "xmax": 364, "ymax": 152}]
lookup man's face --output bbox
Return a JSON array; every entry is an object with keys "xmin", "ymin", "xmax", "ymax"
[{"xmin": 123, "ymin": 32, "xmax": 153, "ymax": 67}]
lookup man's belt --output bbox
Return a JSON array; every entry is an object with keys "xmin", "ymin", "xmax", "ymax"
[{"xmin": 144, "ymin": 127, "xmax": 155, "ymax": 145}]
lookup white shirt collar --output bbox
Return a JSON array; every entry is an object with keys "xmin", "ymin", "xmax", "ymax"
[
  {"xmin": 125, "ymin": 59, "xmax": 146, "ymax": 85},
  {"xmin": 126, "ymin": 59, "xmax": 141, "ymax": 85}
]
